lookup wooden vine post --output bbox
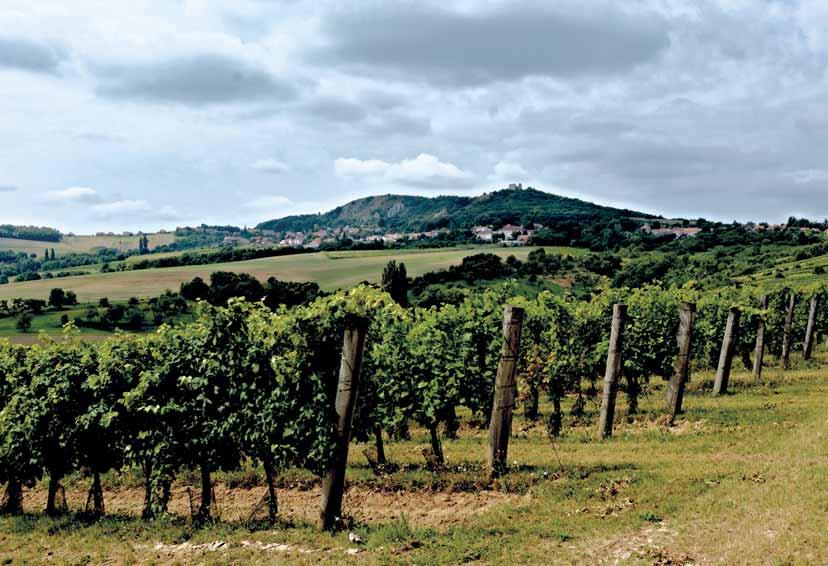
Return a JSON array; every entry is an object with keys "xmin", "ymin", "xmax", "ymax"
[
  {"xmin": 753, "ymin": 295, "xmax": 768, "ymax": 379},
  {"xmin": 803, "ymin": 294, "xmax": 819, "ymax": 360},
  {"xmin": 781, "ymin": 292, "xmax": 796, "ymax": 370},
  {"xmin": 666, "ymin": 302, "xmax": 696, "ymax": 422},
  {"xmin": 487, "ymin": 305, "xmax": 525, "ymax": 478},
  {"xmin": 320, "ymin": 317, "xmax": 369, "ymax": 531},
  {"xmin": 713, "ymin": 307, "xmax": 740, "ymax": 395},
  {"xmin": 598, "ymin": 304, "xmax": 627, "ymax": 439}
]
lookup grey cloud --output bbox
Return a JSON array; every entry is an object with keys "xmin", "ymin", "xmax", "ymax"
[
  {"xmin": 558, "ymin": 140, "xmax": 779, "ymax": 182},
  {"xmin": 303, "ymin": 97, "xmax": 366, "ymax": 122},
  {"xmin": 361, "ymin": 90, "xmax": 406, "ymax": 110},
  {"xmin": 364, "ymin": 113, "xmax": 431, "ymax": 137},
  {"xmin": 0, "ymin": 185, "xmax": 18, "ymax": 192},
  {"xmin": 311, "ymin": 3, "xmax": 669, "ymax": 86},
  {"xmin": 0, "ymin": 36, "xmax": 64, "ymax": 74},
  {"xmin": 95, "ymin": 54, "xmax": 296, "ymax": 105},
  {"xmin": 567, "ymin": 118, "xmax": 637, "ymax": 137}
]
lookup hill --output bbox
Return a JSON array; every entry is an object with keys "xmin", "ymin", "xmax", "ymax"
[
  {"xmin": 257, "ymin": 187, "xmax": 653, "ymax": 233},
  {"xmin": 0, "ymin": 233, "xmax": 175, "ymax": 257}
]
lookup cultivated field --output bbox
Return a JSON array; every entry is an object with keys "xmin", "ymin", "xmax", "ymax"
[
  {"xmin": 2, "ymin": 357, "xmax": 826, "ymax": 564},
  {"xmin": 0, "ymin": 246, "xmax": 579, "ymax": 302},
  {"xmin": 0, "ymin": 233, "xmax": 175, "ymax": 256}
]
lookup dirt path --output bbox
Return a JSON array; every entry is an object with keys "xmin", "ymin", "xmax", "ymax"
[{"xmin": 22, "ymin": 482, "xmax": 522, "ymax": 529}]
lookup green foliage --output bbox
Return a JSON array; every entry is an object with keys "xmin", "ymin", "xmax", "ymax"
[
  {"xmin": 382, "ymin": 260, "xmax": 409, "ymax": 307},
  {"xmin": 3, "ymin": 276, "xmax": 828, "ymax": 522}
]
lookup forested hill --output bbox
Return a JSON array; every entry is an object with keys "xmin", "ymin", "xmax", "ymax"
[
  {"xmin": 257, "ymin": 187, "xmax": 654, "ymax": 233},
  {"xmin": 0, "ymin": 225, "xmax": 62, "ymax": 242}
]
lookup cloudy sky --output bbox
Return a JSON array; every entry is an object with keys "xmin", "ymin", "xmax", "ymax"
[{"xmin": 2, "ymin": 0, "xmax": 828, "ymax": 233}]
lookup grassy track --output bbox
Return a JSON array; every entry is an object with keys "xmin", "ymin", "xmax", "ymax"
[
  {"xmin": 0, "ymin": 233, "xmax": 175, "ymax": 256},
  {"xmin": 0, "ymin": 246, "xmax": 580, "ymax": 302},
  {"xmin": 2, "ymin": 353, "xmax": 828, "ymax": 563}
]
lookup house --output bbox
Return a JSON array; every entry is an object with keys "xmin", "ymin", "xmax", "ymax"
[
  {"xmin": 472, "ymin": 226, "xmax": 494, "ymax": 241},
  {"xmin": 500, "ymin": 224, "xmax": 523, "ymax": 240},
  {"xmin": 281, "ymin": 232, "xmax": 305, "ymax": 247},
  {"xmin": 223, "ymin": 236, "xmax": 250, "ymax": 246},
  {"xmin": 648, "ymin": 227, "xmax": 701, "ymax": 239}
]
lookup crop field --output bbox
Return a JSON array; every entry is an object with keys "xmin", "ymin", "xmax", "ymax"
[
  {"xmin": 2, "ymin": 357, "xmax": 827, "ymax": 564},
  {"xmin": 0, "ymin": 246, "xmax": 579, "ymax": 302},
  {"xmin": 0, "ymin": 233, "xmax": 175, "ymax": 256}
]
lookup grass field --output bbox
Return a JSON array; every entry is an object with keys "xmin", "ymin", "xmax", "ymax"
[
  {"xmin": 743, "ymin": 252, "xmax": 828, "ymax": 289},
  {"xmin": 0, "ymin": 246, "xmax": 581, "ymax": 303},
  {"xmin": 0, "ymin": 233, "xmax": 175, "ymax": 256},
  {"xmin": 2, "ymin": 352, "xmax": 828, "ymax": 564}
]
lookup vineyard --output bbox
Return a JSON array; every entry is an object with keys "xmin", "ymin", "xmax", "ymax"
[{"xmin": 1, "ymin": 280, "xmax": 828, "ymax": 562}]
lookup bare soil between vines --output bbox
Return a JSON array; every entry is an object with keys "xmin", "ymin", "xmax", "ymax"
[{"xmin": 21, "ymin": 482, "xmax": 523, "ymax": 529}]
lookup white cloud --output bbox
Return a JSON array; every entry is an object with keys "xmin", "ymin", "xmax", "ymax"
[
  {"xmin": 334, "ymin": 153, "xmax": 474, "ymax": 189},
  {"xmin": 490, "ymin": 161, "xmax": 528, "ymax": 181},
  {"xmin": 91, "ymin": 199, "xmax": 151, "ymax": 217},
  {"xmin": 46, "ymin": 187, "xmax": 101, "ymax": 203},
  {"xmin": 782, "ymin": 169, "xmax": 828, "ymax": 185},
  {"xmin": 251, "ymin": 158, "xmax": 290, "ymax": 174},
  {"xmin": 90, "ymin": 200, "xmax": 180, "ymax": 221},
  {"xmin": 334, "ymin": 157, "xmax": 391, "ymax": 177}
]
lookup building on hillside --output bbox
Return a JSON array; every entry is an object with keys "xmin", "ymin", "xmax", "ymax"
[
  {"xmin": 281, "ymin": 232, "xmax": 305, "ymax": 247},
  {"xmin": 472, "ymin": 226, "xmax": 494, "ymax": 241},
  {"xmin": 500, "ymin": 224, "xmax": 523, "ymax": 240},
  {"xmin": 646, "ymin": 226, "xmax": 701, "ymax": 239},
  {"xmin": 250, "ymin": 236, "xmax": 277, "ymax": 246},
  {"xmin": 223, "ymin": 236, "xmax": 250, "ymax": 246}
]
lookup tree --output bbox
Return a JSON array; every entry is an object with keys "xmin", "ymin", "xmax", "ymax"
[
  {"xmin": 49, "ymin": 288, "xmax": 67, "ymax": 310},
  {"xmin": 137, "ymin": 234, "xmax": 150, "ymax": 255},
  {"xmin": 15, "ymin": 313, "xmax": 32, "ymax": 333},
  {"xmin": 65, "ymin": 291, "xmax": 77, "ymax": 306},
  {"xmin": 382, "ymin": 261, "xmax": 409, "ymax": 307},
  {"xmin": 207, "ymin": 271, "xmax": 265, "ymax": 306},
  {"xmin": 180, "ymin": 277, "xmax": 210, "ymax": 301}
]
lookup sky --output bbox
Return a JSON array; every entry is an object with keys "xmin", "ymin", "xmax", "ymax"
[{"xmin": 2, "ymin": 0, "xmax": 828, "ymax": 233}]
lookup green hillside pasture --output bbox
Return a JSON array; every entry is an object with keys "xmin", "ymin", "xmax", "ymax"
[
  {"xmin": 0, "ymin": 246, "xmax": 581, "ymax": 302},
  {"xmin": 0, "ymin": 233, "xmax": 175, "ymax": 256},
  {"xmin": 740, "ymin": 252, "xmax": 828, "ymax": 289}
]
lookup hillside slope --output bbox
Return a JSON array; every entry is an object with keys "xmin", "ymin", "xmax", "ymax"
[{"xmin": 257, "ymin": 187, "xmax": 653, "ymax": 233}]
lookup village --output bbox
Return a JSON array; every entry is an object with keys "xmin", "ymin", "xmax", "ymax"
[{"xmin": 215, "ymin": 219, "xmax": 828, "ymax": 250}]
